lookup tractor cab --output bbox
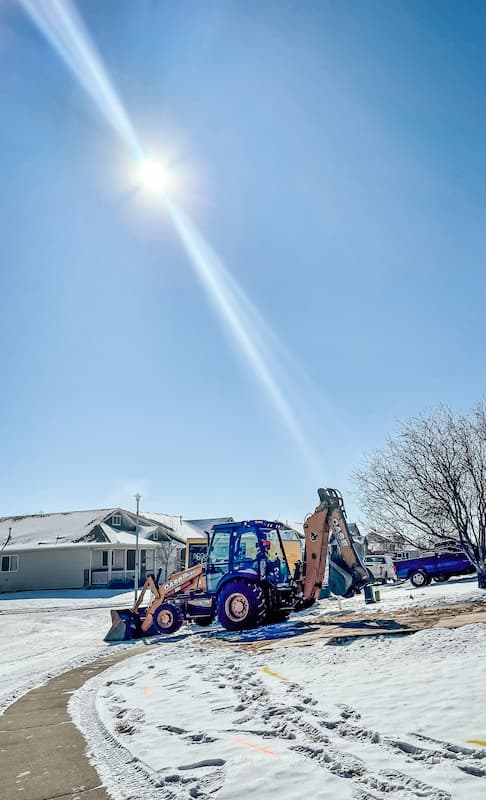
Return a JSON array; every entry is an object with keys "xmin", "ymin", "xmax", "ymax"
[{"xmin": 205, "ymin": 520, "xmax": 290, "ymax": 593}]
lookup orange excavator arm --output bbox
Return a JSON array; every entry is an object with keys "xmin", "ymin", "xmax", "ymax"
[
  {"xmin": 302, "ymin": 488, "xmax": 370, "ymax": 603},
  {"xmin": 129, "ymin": 565, "xmax": 205, "ymax": 634}
]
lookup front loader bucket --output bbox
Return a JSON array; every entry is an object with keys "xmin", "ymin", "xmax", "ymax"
[{"xmin": 104, "ymin": 608, "xmax": 143, "ymax": 642}]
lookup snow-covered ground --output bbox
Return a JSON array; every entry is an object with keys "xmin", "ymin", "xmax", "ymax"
[
  {"xmin": 306, "ymin": 575, "xmax": 486, "ymax": 616},
  {"xmin": 61, "ymin": 577, "xmax": 486, "ymax": 800},
  {"xmin": 1, "ymin": 579, "xmax": 485, "ymax": 797},
  {"xmin": 0, "ymin": 578, "xmax": 483, "ymax": 710},
  {"xmin": 0, "ymin": 588, "xmax": 137, "ymax": 710},
  {"xmin": 1, "ymin": 576, "xmax": 481, "ymax": 711}
]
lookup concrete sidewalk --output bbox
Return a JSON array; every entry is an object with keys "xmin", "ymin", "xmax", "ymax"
[{"xmin": 0, "ymin": 646, "xmax": 150, "ymax": 800}]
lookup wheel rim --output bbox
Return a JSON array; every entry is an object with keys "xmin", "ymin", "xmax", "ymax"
[
  {"xmin": 157, "ymin": 609, "xmax": 174, "ymax": 629},
  {"xmin": 413, "ymin": 573, "xmax": 425, "ymax": 586},
  {"xmin": 225, "ymin": 592, "xmax": 249, "ymax": 622}
]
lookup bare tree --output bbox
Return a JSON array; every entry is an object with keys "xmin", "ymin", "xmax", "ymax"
[
  {"xmin": 156, "ymin": 538, "xmax": 183, "ymax": 580},
  {"xmin": 354, "ymin": 402, "xmax": 486, "ymax": 588}
]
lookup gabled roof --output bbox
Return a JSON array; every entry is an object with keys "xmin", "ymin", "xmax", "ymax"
[
  {"xmin": 0, "ymin": 508, "xmax": 173, "ymax": 550},
  {"xmin": 97, "ymin": 522, "xmax": 161, "ymax": 546},
  {"xmin": 143, "ymin": 513, "xmax": 234, "ymax": 542}
]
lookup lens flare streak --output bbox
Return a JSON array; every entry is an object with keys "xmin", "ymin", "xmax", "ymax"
[
  {"xmin": 164, "ymin": 196, "xmax": 322, "ymax": 471},
  {"xmin": 19, "ymin": 0, "xmax": 324, "ymax": 474},
  {"xmin": 19, "ymin": 0, "xmax": 142, "ymax": 159}
]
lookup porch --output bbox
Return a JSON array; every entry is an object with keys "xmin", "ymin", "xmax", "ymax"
[{"xmin": 86, "ymin": 546, "xmax": 157, "ymax": 588}]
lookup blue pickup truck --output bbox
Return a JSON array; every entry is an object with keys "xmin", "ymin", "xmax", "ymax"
[{"xmin": 394, "ymin": 548, "xmax": 475, "ymax": 587}]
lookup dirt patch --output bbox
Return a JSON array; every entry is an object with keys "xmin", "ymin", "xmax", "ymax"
[{"xmin": 203, "ymin": 601, "xmax": 486, "ymax": 652}]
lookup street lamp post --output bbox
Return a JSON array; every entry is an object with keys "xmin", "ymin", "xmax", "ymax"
[{"xmin": 134, "ymin": 493, "xmax": 142, "ymax": 605}]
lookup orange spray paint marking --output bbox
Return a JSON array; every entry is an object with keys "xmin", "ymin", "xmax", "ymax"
[
  {"xmin": 232, "ymin": 737, "xmax": 277, "ymax": 756},
  {"xmin": 143, "ymin": 686, "xmax": 151, "ymax": 697},
  {"xmin": 262, "ymin": 666, "xmax": 288, "ymax": 681},
  {"xmin": 467, "ymin": 739, "xmax": 486, "ymax": 747}
]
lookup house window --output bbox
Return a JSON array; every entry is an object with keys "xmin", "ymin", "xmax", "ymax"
[
  {"xmin": 112, "ymin": 514, "xmax": 122, "ymax": 527},
  {"xmin": 102, "ymin": 551, "xmax": 108, "ymax": 567},
  {"xmin": 127, "ymin": 550, "xmax": 135, "ymax": 570},
  {"xmin": 1, "ymin": 555, "xmax": 18, "ymax": 572}
]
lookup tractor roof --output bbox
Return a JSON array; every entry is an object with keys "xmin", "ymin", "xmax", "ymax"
[{"xmin": 212, "ymin": 519, "xmax": 281, "ymax": 532}]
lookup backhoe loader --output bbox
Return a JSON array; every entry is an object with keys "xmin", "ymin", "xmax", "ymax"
[{"xmin": 105, "ymin": 488, "xmax": 371, "ymax": 641}]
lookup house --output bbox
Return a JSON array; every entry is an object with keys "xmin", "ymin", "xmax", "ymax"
[
  {"xmin": 365, "ymin": 530, "xmax": 411, "ymax": 555},
  {"xmin": 0, "ymin": 508, "xmax": 185, "ymax": 592},
  {"xmin": 144, "ymin": 514, "xmax": 234, "ymax": 568}
]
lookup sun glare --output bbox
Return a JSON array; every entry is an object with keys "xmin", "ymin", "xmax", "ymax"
[
  {"xmin": 19, "ymin": 0, "xmax": 324, "ymax": 478},
  {"xmin": 136, "ymin": 157, "xmax": 170, "ymax": 194}
]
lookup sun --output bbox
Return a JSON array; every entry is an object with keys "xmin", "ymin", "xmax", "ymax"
[{"xmin": 136, "ymin": 157, "xmax": 170, "ymax": 194}]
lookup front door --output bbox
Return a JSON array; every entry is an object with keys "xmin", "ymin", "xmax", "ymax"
[{"xmin": 206, "ymin": 530, "xmax": 230, "ymax": 592}]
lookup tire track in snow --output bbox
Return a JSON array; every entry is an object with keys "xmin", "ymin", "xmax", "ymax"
[{"xmin": 72, "ymin": 640, "xmax": 486, "ymax": 799}]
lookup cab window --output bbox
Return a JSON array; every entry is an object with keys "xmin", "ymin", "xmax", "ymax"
[
  {"xmin": 234, "ymin": 531, "xmax": 259, "ymax": 571},
  {"xmin": 206, "ymin": 530, "xmax": 230, "ymax": 591}
]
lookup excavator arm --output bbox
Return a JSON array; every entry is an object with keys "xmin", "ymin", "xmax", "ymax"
[
  {"xmin": 104, "ymin": 564, "xmax": 205, "ymax": 641},
  {"xmin": 301, "ymin": 488, "xmax": 370, "ymax": 603}
]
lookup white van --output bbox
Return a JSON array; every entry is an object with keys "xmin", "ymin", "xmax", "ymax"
[{"xmin": 364, "ymin": 554, "xmax": 397, "ymax": 583}]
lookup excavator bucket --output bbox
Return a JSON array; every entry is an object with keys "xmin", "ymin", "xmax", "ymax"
[{"xmin": 104, "ymin": 608, "xmax": 144, "ymax": 642}]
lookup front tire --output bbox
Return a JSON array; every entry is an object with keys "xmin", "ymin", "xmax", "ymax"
[
  {"xmin": 217, "ymin": 579, "xmax": 267, "ymax": 631},
  {"xmin": 410, "ymin": 569, "xmax": 430, "ymax": 588},
  {"xmin": 152, "ymin": 602, "xmax": 184, "ymax": 635}
]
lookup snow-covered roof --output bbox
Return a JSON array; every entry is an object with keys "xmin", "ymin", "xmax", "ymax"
[
  {"xmin": 3, "ymin": 539, "xmax": 160, "ymax": 552},
  {"xmin": 143, "ymin": 513, "xmax": 234, "ymax": 542},
  {"xmin": 0, "ymin": 509, "xmax": 169, "ymax": 551},
  {"xmin": 281, "ymin": 521, "xmax": 305, "ymax": 538},
  {"xmin": 97, "ymin": 522, "xmax": 161, "ymax": 546}
]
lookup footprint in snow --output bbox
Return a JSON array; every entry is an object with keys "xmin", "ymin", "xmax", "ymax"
[{"xmin": 178, "ymin": 759, "xmax": 226, "ymax": 770}]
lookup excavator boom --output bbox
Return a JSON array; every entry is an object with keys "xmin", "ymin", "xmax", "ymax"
[{"xmin": 302, "ymin": 488, "xmax": 370, "ymax": 602}]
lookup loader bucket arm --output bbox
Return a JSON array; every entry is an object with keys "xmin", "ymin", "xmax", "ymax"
[
  {"xmin": 138, "ymin": 564, "xmax": 206, "ymax": 635},
  {"xmin": 158, "ymin": 564, "xmax": 205, "ymax": 601},
  {"xmin": 104, "ymin": 565, "xmax": 205, "ymax": 642},
  {"xmin": 302, "ymin": 488, "xmax": 370, "ymax": 603}
]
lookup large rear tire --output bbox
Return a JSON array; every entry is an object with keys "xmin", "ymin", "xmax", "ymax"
[
  {"xmin": 217, "ymin": 579, "xmax": 267, "ymax": 631},
  {"xmin": 152, "ymin": 602, "xmax": 184, "ymax": 635}
]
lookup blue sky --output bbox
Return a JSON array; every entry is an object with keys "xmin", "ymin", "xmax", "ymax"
[{"xmin": 1, "ymin": 0, "xmax": 485, "ymax": 525}]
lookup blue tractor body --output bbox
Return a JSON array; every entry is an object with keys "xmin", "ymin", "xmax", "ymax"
[{"xmin": 203, "ymin": 519, "xmax": 296, "ymax": 628}]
